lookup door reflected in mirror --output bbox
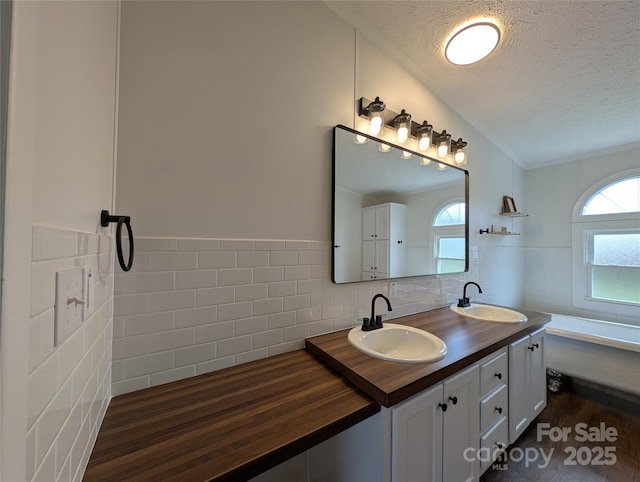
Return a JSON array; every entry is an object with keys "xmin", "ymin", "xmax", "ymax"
[{"xmin": 332, "ymin": 125, "xmax": 469, "ymax": 284}]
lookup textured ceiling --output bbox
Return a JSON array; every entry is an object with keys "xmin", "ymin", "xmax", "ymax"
[{"xmin": 328, "ymin": 1, "xmax": 640, "ymax": 168}]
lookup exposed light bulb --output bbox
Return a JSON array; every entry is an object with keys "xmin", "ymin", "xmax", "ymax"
[
  {"xmin": 453, "ymin": 138, "xmax": 467, "ymax": 164},
  {"xmin": 378, "ymin": 142, "xmax": 391, "ymax": 153},
  {"xmin": 369, "ymin": 114, "xmax": 383, "ymax": 135},
  {"xmin": 437, "ymin": 131, "xmax": 451, "ymax": 158},
  {"xmin": 417, "ymin": 121, "xmax": 433, "ymax": 151},
  {"xmin": 420, "ymin": 157, "xmax": 432, "ymax": 166},
  {"xmin": 438, "ymin": 142, "xmax": 448, "ymax": 158},
  {"xmin": 401, "ymin": 150, "xmax": 413, "ymax": 159},
  {"xmin": 437, "ymin": 162, "xmax": 448, "ymax": 171},
  {"xmin": 364, "ymin": 97, "xmax": 386, "ymax": 135},
  {"xmin": 396, "ymin": 126, "xmax": 409, "ymax": 144},
  {"xmin": 393, "ymin": 109, "xmax": 411, "ymax": 145}
]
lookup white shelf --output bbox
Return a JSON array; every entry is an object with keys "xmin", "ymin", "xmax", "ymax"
[{"xmin": 480, "ymin": 229, "xmax": 520, "ymax": 236}]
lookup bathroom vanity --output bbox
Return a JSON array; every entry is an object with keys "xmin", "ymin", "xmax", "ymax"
[
  {"xmin": 305, "ymin": 306, "xmax": 549, "ymax": 482},
  {"xmin": 85, "ymin": 306, "xmax": 549, "ymax": 482}
]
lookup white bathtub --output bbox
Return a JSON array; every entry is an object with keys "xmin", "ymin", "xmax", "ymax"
[
  {"xmin": 545, "ymin": 314, "xmax": 640, "ymax": 396},
  {"xmin": 546, "ymin": 314, "xmax": 640, "ymax": 352}
]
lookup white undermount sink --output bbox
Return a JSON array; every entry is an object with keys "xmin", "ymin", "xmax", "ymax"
[
  {"xmin": 450, "ymin": 303, "xmax": 528, "ymax": 323},
  {"xmin": 348, "ymin": 323, "xmax": 447, "ymax": 364}
]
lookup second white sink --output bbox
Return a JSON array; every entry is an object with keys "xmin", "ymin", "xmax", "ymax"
[
  {"xmin": 348, "ymin": 323, "xmax": 447, "ymax": 364},
  {"xmin": 450, "ymin": 303, "xmax": 528, "ymax": 323}
]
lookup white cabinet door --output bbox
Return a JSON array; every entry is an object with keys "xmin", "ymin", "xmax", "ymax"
[
  {"xmin": 363, "ymin": 208, "xmax": 376, "ymax": 240},
  {"xmin": 529, "ymin": 328, "xmax": 547, "ymax": 419},
  {"xmin": 362, "ymin": 204, "xmax": 406, "ymax": 279},
  {"xmin": 509, "ymin": 329, "xmax": 547, "ymax": 444},
  {"xmin": 375, "ymin": 205, "xmax": 390, "ymax": 240},
  {"xmin": 391, "ymin": 364, "xmax": 479, "ymax": 482},
  {"xmin": 508, "ymin": 334, "xmax": 530, "ymax": 443},
  {"xmin": 443, "ymin": 364, "xmax": 479, "ymax": 482},
  {"xmin": 375, "ymin": 240, "xmax": 389, "ymax": 274},
  {"xmin": 388, "ymin": 204, "xmax": 406, "ymax": 278},
  {"xmin": 362, "ymin": 241, "xmax": 375, "ymax": 273},
  {"xmin": 392, "ymin": 384, "xmax": 444, "ymax": 482}
]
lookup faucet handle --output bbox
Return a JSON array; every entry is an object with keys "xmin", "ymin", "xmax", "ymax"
[
  {"xmin": 457, "ymin": 297, "xmax": 470, "ymax": 308},
  {"xmin": 360, "ymin": 317, "xmax": 372, "ymax": 331}
]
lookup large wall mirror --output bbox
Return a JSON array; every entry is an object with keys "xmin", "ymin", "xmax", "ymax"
[{"xmin": 332, "ymin": 124, "xmax": 469, "ymax": 284}]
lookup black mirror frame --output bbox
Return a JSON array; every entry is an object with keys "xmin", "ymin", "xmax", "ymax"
[{"xmin": 331, "ymin": 124, "xmax": 469, "ymax": 284}]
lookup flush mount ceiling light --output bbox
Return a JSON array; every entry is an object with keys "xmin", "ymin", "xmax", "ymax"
[{"xmin": 445, "ymin": 22, "xmax": 500, "ymax": 65}]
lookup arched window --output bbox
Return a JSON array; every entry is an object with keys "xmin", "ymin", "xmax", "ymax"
[
  {"xmin": 434, "ymin": 202, "xmax": 466, "ymax": 226},
  {"xmin": 432, "ymin": 201, "xmax": 466, "ymax": 274},
  {"xmin": 572, "ymin": 172, "xmax": 639, "ymax": 316},
  {"xmin": 582, "ymin": 176, "xmax": 640, "ymax": 215}
]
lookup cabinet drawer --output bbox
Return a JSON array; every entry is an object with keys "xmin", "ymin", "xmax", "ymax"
[
  {"xmin": 481, "ymin": 384, "xmax": 508, "ymax": 433},
  {"xmin": 480, "ymin": 415, "xmax": 509, "ymax": 474},
  {"xmin": 480, "ymin": 348, "xmax": 507, "ymax": 397}
]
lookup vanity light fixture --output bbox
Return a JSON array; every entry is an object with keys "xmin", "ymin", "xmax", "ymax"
[
  {"xmin": 445, "ymin": 22, "xmax": 500, "ymax": 65},
  {"xmin": 437, "ymin": 130, "xmax": 451, "ymax": 158},
  {"xmin": 393, "ymin": 109, "xmax": 412, "ymax": 144},
  {"xmin": 416, "ymin": 121, "xmax": 433, "ymax": 151},
  {"xmin": 356, "ymin": 97, "xmax": 468, "ymax": 165},
  {"xmin": 453, "ymin": 138, "xmax": 468, "ymax": 165},
  {"xmin": 361, "ymin": 96, "xmax": 386, "ymax": 135}
]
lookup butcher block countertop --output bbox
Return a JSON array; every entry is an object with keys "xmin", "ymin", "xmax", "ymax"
[
  {"xmin": 85, "ymin": 304, "xmax": 549, "ymax": 481},
  {"xmin": 84, "ymin": 350, "xmax": 379, "ymax": 482},
  {"xmin": 306, "ymin": 305, "xmax": 551, "ymax": 407}
]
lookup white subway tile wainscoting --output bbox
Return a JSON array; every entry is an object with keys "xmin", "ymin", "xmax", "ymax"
[
  {"xmin": 113, "ymin": 237, "xmax": 479, "ymax": 395},
  {"xmin": 29, "ymin": 226, "xmax": 114, "ymax": 482}
]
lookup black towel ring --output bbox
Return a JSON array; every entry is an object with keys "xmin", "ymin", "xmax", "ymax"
[{"xmin": 101, "ymin": 210, "xmax": 134, "ymax": 272}]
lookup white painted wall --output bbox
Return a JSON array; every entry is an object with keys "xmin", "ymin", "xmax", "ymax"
[
  {"xmin": 110, "ymin": 1, "xmax": 526, "ymax": 395},
  {"xmin": 2, "ymin": 1, "xmax": 119, "ymax": 480},
  {"xmin": 115, "ymin": 1, "xmax": 524, "ymax": 305},
  {"xmin": 523, "ymin": 146, "xmax": 640, "ymax": 324},
  {"xmin": 115, "ymin": 1, "xmax": 354, "ymax": 240}
]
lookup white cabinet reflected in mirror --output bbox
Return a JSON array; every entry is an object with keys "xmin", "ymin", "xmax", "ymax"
[{"xmin": 332, "ymin": 125, "xmax": 469, "ymax": 284}]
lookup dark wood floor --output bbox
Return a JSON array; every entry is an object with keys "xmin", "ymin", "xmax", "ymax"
[{"xmin": 481, "ymin": 389, "xmax": 640, "ymax": 482}]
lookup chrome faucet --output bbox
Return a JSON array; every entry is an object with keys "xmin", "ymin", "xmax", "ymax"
[
  {"xmin": 362, "ymin": 293, "xmax": 392, "ymax": 331},
  {"xmin": 458, "ymin": 282, "xmax": 482, "ymax": 307}
]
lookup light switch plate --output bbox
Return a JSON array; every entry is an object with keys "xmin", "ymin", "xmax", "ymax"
[{"xmin": 55, "ymin": 268, "xmax": 84, "ymax": 346}]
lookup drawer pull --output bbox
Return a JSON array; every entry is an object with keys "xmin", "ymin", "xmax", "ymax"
[
  {"xmin": 495, "ymin": 442, "xmax": 506, "ymax": 449},
  {"xmin": 495, "ymin": 406, "xmax": 503, "ymax": 414},
  {"xmin": 533, "ymin": 343, "xmax": 539, "ymax": 349},
  {"xmin": 448, "ymin": 396, "xmax": 458, "ymax": 405},
  {"xmin": 438, "ymin": 403, "xmax": 448, "ymax": 412},
  {"xmin": 528, "ymin": 346, "xmax": 534, "ymax": 351},
  {"xmin": 494, "ymin": 372, "xmax": 502, "ymax": 380}
]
